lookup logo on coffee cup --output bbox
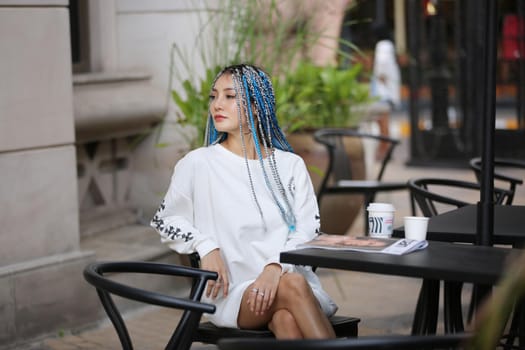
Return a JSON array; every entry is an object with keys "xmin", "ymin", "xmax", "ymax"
[
  {"xmin": 368, "ymin": 216, "xmax": 393, "ymax": 237},
  {"xmin": 367, "ymin": 202, "xmax": 395, "ymax": 237}
]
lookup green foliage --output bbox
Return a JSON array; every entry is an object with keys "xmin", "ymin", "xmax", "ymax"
[
  {"xmin": 467, "ymin": 250, "xmax": 525, "ymax": 350},
  {"xmin": 171, "ymin": 66, "xmax": 221, "ymax": 147},
  {"xmin": 274, "ymin": 61, "xmax": 370, "ymax": 133}
]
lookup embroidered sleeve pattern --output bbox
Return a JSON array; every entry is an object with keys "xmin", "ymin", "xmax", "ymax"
[
  {"xmin": 315, "ymin": 213, "xmax": 321, "ymax": 234},
  {"xmin": 151, "ymin": 200, "xmax": 195, "ymax": 243}
]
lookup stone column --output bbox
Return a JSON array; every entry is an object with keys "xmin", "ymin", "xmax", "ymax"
[{"xmin": 0, "ymin": 1, "xmax": 98, "ymax": 346}]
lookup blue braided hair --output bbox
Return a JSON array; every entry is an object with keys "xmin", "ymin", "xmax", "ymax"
[
  {"xmin": 204, "ymin": 64, "xmax": 297, "ymax": 233},
  {"xmin": 204, "ymin": 64, "xmax": 293, "ymax": 151}
]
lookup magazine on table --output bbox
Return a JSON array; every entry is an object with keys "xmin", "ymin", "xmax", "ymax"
[{"xmin": 297, "ymin": 233, "xmax": 428, "ymax": 255}]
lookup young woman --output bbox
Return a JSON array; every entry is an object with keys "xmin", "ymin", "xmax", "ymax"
[{"xmin": 151, "ymin": 64, "xmax": 337, "ymax": 339}]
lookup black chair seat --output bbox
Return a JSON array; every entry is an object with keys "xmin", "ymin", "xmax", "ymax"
[
  {"xmin": 329, "ymin": 315, "xmax": 360, "ymax": 337},
  {"xmin": 193, "ymin": 315, "xmax": 360, "ymax": 343}
]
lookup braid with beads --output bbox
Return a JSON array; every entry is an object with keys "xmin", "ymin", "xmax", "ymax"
[{"xmin": 204, "ymin": 64, "xmax": 297, "ymax": 233}]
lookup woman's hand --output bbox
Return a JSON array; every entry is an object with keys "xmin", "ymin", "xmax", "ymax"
[
  {"xmin": 201, "ymin": 249, "xmax": 229, "ymax": 299},
  {"xmin": 248, "ymin": 263, "xmax": 282, "ymax": 316}
]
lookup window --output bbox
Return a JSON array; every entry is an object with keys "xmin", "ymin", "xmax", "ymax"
[{"xmin": 69, "ymin": 0, "xmax": 90, "ymax": 73}]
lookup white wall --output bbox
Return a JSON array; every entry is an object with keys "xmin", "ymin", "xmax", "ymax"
[{"xmin": 116, "ymin": 0, "xmax": 215, "ymax": 99}]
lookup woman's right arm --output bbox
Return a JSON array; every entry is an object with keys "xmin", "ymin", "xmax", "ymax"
[{"xmin": 150, "ymin": 155, "xmax": 219, "ymax": 258}]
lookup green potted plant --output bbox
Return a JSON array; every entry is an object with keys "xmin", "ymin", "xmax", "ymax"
[{"xmin": 274, "ymin": 61, "xmax": 370, "ymax": 134}]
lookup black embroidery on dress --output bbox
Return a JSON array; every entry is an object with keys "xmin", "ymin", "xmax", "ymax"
[
  {"xmin": 315, "ymin": 214, "xmax": 321, "ymax": 234},
  {"xmin": 288, "ymin": 177, "xmax": 296, "ymax": 198},
  {"xmin": 151, "ymin": 200, "xmax": 194, "ymax": 242}
]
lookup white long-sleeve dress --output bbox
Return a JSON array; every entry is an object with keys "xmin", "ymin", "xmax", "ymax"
[{"xmin": 151, "ymin": 144, "xmax": 338, "ymax": 328}]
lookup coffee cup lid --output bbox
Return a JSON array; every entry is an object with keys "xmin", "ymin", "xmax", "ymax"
[{"xmin": 367, "ymin": 202, "xmax": 395, "ymax": 212}]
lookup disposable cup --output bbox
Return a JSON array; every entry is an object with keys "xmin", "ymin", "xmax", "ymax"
[
  {"xmin": 367, "ymin": 203, "xmax": 395, "ymax": 238},
  {"xmin": 404, "ymin": 216, "xmax": 429, "ymax": 241}
]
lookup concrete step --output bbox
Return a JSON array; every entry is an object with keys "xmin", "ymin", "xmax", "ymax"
[
  {"xmin": 81, "ymin": 224, "xmax": 172, "ymax": 261},
  {"xmin": 80, "ymin": 224, "xmax": 192, "ymax": 326}
]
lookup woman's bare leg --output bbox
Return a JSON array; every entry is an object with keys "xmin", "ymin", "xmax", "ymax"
[
  {"xmin": 268, "ymin": 309, "xmax": 303, "ymax": 339},
  {"xmin": 237, "ymin": 272, "xmax": 336, "ymax": 339}
]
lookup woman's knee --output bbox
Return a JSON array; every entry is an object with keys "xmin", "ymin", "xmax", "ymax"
[{"xmin": 278, "ymin": 273, "xmax": 312, "ymax": 301}]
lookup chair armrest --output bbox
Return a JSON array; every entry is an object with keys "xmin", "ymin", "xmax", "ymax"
[{"xmin": 84, "ymin": 261, "xmax": 216, "ymax": 314}]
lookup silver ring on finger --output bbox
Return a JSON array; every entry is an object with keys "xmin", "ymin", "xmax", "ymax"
[
  {"xmin": 251, "ymin": 288, "xmax": 258, "ymax": 293},
  {"xmin": 258, "ymin": 291, "xmax": 265, "ymax": 296}
]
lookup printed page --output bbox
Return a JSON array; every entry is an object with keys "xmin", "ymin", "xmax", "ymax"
[{"xmin": 297, "ymin": 234, "xmax": 428, "ymax": 255}]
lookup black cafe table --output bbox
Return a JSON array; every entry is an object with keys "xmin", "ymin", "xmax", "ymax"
[
  {"xmin": 393, "ymin": 205, "xmax": 525, "ymax": 246},
  {"xmin": 280, "ymin": 241, "xmax": 517, "ymax": 335}
]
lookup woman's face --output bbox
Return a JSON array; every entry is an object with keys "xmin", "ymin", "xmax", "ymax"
[{"xmin": 209, "ymin": 73, "xmax": 250, "ymax": 135}]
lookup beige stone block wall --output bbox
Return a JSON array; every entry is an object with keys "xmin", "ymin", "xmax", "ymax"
[
  {"xmin": 0, "ymin": 6, "xmax": 74, "ymax": 152},
  {"xmin": 0, "ymin": 2, "xmax": 89, "ymax": 346},
  {"xmin": 0, "ymin": 2, "xmax": 79, "ymax": 265},
  {"xmin": 0, "ymin": 251, "xmax": 98, "ymax": 346},
  {"xmin": 0, "ymin": 146, "xmax": 80, "ymax": 265}
]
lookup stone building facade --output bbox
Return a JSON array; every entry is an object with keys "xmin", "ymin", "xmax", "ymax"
[{"xmin": 0, "ymin": 1, "xmax": 207, "ymax": 347}]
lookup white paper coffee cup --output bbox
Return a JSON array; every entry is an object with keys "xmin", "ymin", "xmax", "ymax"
[
  {"xmin": 367, "ymin": 203, "xmax": 395, "ymax": 238},
  {"xmin": 404, "ymin": 216, "xmax": 429, "ymax": 241}
]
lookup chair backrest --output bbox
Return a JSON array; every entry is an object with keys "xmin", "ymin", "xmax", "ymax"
[
  {"xmin": 469, "ymin": 157, "xmax": 524, "ymax": 205},
  {"xmin": 408, "ymin": 178, "xmax": 513, "ymax": 217},
  {"xmin": 313, "ymin": 128, "xmax": 400, "ymax": 197},
  {"xmin": 217, "ymin": 333, "xmax": 472, "ymax": 350},
  {"xmin": 83, "ymin": 261, "xmax": 217, "ymax": 350}
]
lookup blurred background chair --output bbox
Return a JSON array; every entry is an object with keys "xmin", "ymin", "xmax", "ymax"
[
  {"xmin": 314, "ymin": 128, "xmax": 411, "ymax": 234},
  {"xmin": 408, "ymin": 177, "xmax": 513, "ymax": 217},
  {"xmin": 188, "ymin": 253, "xmax": 360, "ymax": 344},
  {"xmin": 217, "ymin": 333, "xmax": 472, "ymax": 350},
  {"xmin": 469, "ymin": 157, "xmax": 524, "ymax": 205},
  {"xmin": 83, "ymin": 261, "xmax": 217, "ymax": 350}
]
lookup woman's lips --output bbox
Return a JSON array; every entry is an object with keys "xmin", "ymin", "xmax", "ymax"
[{"xmin": 214, "ymin": 115, "xmax": 226, "ymax": 121}]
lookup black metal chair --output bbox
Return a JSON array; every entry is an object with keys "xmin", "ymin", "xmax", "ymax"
[
  {"xmin": 469, "ymin": 157, "xmax": 524, "ymax": 205},
  {"xmin": 408, "ymin": 177, "xmax": 513, "ymax": 217},
  {"xmin": 217, "ymin": 333, "xmax": 472, "ymax": 350},
  {"xmin": 83, "ymin": 261, "xmax": 217, "ymax": 350},
  {"xmin": 314, "ymin": 128, "xmax": 411, "ymax": 233},
  {"xmin": 407, "ymin": 177, "xmax": 513, "ymax": 334},
  {"xmin": 188, "ymin": 253, "xmax": 360, "ymax": 344}
]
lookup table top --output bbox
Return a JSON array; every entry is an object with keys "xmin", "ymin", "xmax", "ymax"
[
  {"xmin": 280, "ymin": 241, "xmax": 517, "ymax": 285},
  {"xmin": 393, "ymin": 205, "xmax": 525, "ymax": 245}
]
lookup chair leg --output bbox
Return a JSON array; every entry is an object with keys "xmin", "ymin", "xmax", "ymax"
[
  {"xmin": 412, "ymin": 279, "xmax": 440, "ymax": 335},
  {"xmin": 444, "ymin": 281, "xmax": 464, "ymax": 333}
]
